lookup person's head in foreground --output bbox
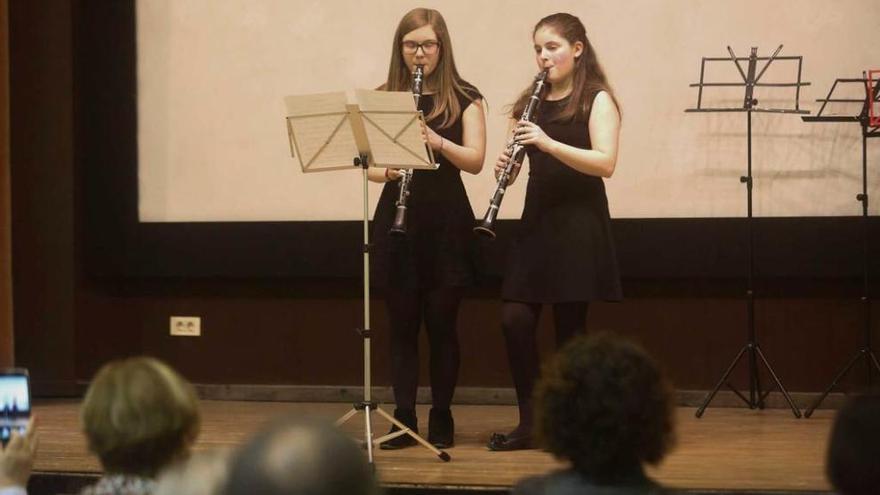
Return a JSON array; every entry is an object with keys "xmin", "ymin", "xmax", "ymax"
[
  {"xmin": 519, "ymin": 332, "xmax": 675, "ymax": 493},
  {"xmin": 826, "ymin": 392, "xmax": 880, "ymax": 495},
  {"xmin": 224, "ymin": 416, "xmax": 379, "ymax": 495},
  {"xmin": 81, "ymin": 356, "xmax": 200, "ymax": 493}
]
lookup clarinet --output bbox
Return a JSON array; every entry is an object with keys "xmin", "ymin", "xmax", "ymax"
[
  {"xmin": 474, "ymin": 69, "xmax": 548, "ymax": 239},
  {"xmin": 389, "ymin": 65, "xmax": 424, "ymax": 236}
]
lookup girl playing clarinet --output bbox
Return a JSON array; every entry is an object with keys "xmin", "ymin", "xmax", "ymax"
[
  {"xmin": 369, "ymin": 8, "xmax": 486, "ymax": 450},
  {"xmin": 488, "ymin": 12, "xmax": 622, "ymax": 451}
]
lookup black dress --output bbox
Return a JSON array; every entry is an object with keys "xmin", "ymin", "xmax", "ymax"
[
  {"xmin": 371, "ymin": 86, "xmax": 481, "ymax": 289},
  {"xmin": 502, "ymin": 92, "xmax": 622, "ymax": 303}
]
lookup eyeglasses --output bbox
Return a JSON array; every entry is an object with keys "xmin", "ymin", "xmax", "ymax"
[{"xmin": 401, "ymin": 40, "xmax": 440, "ymax": 55}]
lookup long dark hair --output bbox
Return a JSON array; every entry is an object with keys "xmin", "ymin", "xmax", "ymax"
[
  {"xmin": 512, "ymin": 13, "xmax": 619, "ymax": 123},
  {"xmin": 383, "ymin": 8, "xmax": 476, "ymax": 128}
]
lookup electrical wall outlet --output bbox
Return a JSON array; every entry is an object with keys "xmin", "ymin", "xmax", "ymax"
[{"xmin": 170, "ymin": 316, "xmax": 201, "ymax": 336}]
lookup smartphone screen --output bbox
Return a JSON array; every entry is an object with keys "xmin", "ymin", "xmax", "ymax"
[{"xmin": 0, "ymin": 371, "xmax": 30, "ymax": 445}]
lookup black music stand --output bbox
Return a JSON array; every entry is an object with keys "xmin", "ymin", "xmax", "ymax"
[
  {"xmin": 801, "ymin": 72, "xmax": 880, "ymax": 417},
  {"xmin": 686, "ymin": 45, "xmax": 810, "ymax": 418}
]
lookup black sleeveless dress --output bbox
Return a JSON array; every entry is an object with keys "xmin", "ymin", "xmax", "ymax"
[
  {"xmin": 501, "ymin": 92, "xmax": 622, "ymax": 303},
  {"xmin": 371, "ymin": 86, "xmax": 481, "ymax": 289}
]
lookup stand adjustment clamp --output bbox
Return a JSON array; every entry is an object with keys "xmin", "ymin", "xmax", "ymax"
[{"xmin": 354, "ymin": 401, "xmax": 379, "ymax": 411}]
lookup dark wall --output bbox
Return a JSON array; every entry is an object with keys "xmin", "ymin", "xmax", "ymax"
[
  {"xmin": 10, "ymin": 1, "xmax": 880, "ymax": 397},
  {"xmin": 9, "ymin": 0, "xmax": 77, "ymax": 392},
  {"xmin": 70, "ymin": 279, "xmax": 878, "ymax": 391},
  {"xmin": 0, "ymin": 0, "xmax": 13, "ymax": 367}
]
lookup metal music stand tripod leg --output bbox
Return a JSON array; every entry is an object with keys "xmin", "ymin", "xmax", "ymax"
[
  {"xmin": 687, "ymin": 45, "xmax": 808, "ymax": 418},
  {"xmin": 336, "ymin": 155, "xmax": 451, "ymax": 463},
  {"xmin": 696, "ymin": 109, "xmax": 801, "ymax": 419},
  {"xmin": 284, "ymin": 90, "xmax": 448, "ymax": 461},
  {"xmin": 802, "ymin": 77, "xmax": 880, "ymax": 416},
  {"xmin": 333, "ymin": 156, "xmax": 450, "ymax": 462}
]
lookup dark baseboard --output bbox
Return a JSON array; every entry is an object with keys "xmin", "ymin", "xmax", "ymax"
[
  {"xmin": 31, "ymin": 380, "xmax": 847, "ymax": 410},
  {"xmin": 35, "ymin": 382, "xmax": 852, "ymax": 412},
  {"xmin": 190, "ymin": 384, "xmax": 850, "ymax": 411},
  {"xmin": 31, "ymin": 380, "xmax": 86, "ymax": 398}
]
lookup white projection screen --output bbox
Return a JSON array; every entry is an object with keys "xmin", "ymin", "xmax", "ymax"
[{"xmin": 137, "ymin": 0, "xmax": 880, "ymax": 222}]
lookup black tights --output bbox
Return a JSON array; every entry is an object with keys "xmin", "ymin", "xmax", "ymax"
[
  {"xmin": 386, "ymin": 286, "xmax": 463, "ymax": 412},
  {"xmin": 501, "ymin": 300, "xmax": 589, "ymax": 438}
]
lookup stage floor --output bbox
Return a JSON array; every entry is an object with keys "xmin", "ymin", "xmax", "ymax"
[{"xmin": 34, "ymin": 399, "xmax": 833, "ymax": 493}]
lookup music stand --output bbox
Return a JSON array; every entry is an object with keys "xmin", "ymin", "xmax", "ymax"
[
  {"xmin": 686, "ymin": 45, "xmax": 810, "ymax": 418},
  {"xmin": 284, "ymin": 89, "xmax": 447, "ymax": 462},
  {"xmin": 800, "ymin": 71, "xmax": 880, "ymax": 417}
]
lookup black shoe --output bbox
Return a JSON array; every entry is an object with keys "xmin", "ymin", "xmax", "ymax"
[
  {"xmin": 380, "ymin": 408, "xmax": 418, "ymax": 450},
  {"xmin": 427, "ymin": 408, "xmax": 454, "ymax": 448},
  {"xmin": 487, "ymin": 432, "xmax": 533, "ymax": 451}
]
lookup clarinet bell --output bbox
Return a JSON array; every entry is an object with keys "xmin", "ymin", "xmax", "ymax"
[
  {"xmin": 390, "ymin": 206, "xmax": 407, "ymax": 236},
  {"xmin": 473, "ymin": 224, "xmax": 497, "ymax": 240}
]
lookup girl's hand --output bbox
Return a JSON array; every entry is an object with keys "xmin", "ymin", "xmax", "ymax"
[
  {"xmin": 425, "ymin": 126, "xmax": 443, "ymax": 151},
  {"xmin": 385, "ymin": 168, "xmax": 404, "ymax": 181},
  {"xmin": 493, "ymin": 147, "xmax": 520, "ymax": 185},
  {"xmin": 494, "ymin": 147, "xmax": 511, "ymax": 179},
  {"xmin": 514, "ymin": 121, "xmax": 553, "ymax": 152}
]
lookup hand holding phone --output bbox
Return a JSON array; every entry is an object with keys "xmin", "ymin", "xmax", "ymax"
[
  {"xmin": 0, "ymin": 370, "xmax": 30, "ymax": 447},
  {"xmin": 0, "ymin": 417, "xmax": 36, "ymax": 489}
]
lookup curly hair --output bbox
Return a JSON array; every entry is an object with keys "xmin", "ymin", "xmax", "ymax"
[
  {"xmin": 826, "ymin": 393, "xmax": 880, "ymax": 495},
  {"xmin": 534, "ymin": 332, "xmax": 675, "ymax": 483}
]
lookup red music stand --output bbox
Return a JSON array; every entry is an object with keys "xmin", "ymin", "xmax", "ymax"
[{"xmin": 869, "ymin": 70, "xmax": 880, "ymax": 127}]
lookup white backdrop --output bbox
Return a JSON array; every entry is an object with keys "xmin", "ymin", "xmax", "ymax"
[{"xmin": 137, "ymin": 0, "xmax": 880, "ymax": 221}]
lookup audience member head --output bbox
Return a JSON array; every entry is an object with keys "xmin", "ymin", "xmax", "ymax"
[
  {"xmin": 81, "ymin": 356, "xmax": 200, "ymax": 478},
  {"xmin": 224, "ymin": 416, "xmax": 378, "ymax": 495},
  {"xmin": 535, "ymin": 332, "xmax": 676, "ymax": 483},
  {"xmin": 155, "ymin": 449, "xmax": 230, "ymax": 495},
  {"xmin": 826, "ymin": 392, "xmax": 880, "ymax": 495}
]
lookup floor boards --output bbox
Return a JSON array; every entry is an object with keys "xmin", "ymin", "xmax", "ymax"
[{"xmin": 31, "ymin": 400, "xmax": 833, "ymax": 492}]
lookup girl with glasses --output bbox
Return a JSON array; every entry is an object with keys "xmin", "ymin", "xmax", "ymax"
[
  {"xmin": 368, "ymin": 8, "xmax": 486, "ymax": 450},
  {"xmin": 488, "ymin": 12, "xmax": 622, "ymax": 451}
]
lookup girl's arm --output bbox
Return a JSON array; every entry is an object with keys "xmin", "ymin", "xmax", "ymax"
[
  {"xmin": 514, "ymin": 91, "xmax": 620, "ymax": 178},
  {"xmin": 425, "ymin": 98, "xmax": 487, "ymax": 175},
  {"xmin": 367, "ymin": 167, "xmax": 403, "ymax": 183}
]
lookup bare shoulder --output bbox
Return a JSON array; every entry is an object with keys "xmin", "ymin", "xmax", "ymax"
[
  {"xmin": 590, "ymin": 90, "xmax": 620, "ymax": 123},
  {"xmin": 592, "ymin": 91, "xmax": 616, "ymax": 112},
  {"xmin": 465, "ymin": 97, "xmax": 484, "ymax": 112}
]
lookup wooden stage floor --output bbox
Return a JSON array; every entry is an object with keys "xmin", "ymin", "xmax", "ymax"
[{"xmin": 34, "ymin": 399, "xmax": 834, "ymax": 493}]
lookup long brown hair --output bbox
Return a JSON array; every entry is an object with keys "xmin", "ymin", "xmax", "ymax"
[
  {"xmin": 512, "ymin": 13, "xmax": 619, "ymax": 123},
  {"xmin": 384, "ymin": 8, "xmax": 476, "ymax": 128}
]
